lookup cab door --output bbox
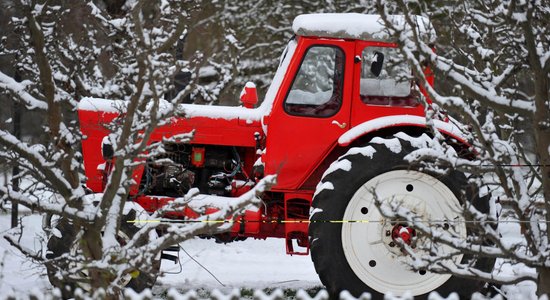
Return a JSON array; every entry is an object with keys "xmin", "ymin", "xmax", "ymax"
[{"xmin": 264, "ymin": 37, "xmax": 354, "ymax": 190}]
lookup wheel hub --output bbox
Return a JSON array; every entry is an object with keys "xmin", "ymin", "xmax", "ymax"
[
  {"xmin": 381, "ymin": 219, "xmax": 420, "ymax": 256},
  {"xmin": 391, "ymin": 224, "xmax": 415, "ymax": 246}
]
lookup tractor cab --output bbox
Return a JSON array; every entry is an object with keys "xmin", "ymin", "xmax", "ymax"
[{"xmin": 262, "ymin": 14, "xmax": 437, "ymax": 191}]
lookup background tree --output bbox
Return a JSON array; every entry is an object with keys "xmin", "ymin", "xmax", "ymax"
[
  {"xmin": 179, "ymin": 0, "xmax": 381, "ymax": 105},
  {"xmin": 376, "ymin": 0, "xmax": 550, "ymax": 297},
  {"xmin": 4, "ymin": 0, "xmax": 547, "ymax": 297},
  {"xmin": 0, "ymin": 0, "xmax": 274, "ymax": 297}
]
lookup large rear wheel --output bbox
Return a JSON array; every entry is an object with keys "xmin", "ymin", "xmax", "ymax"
[{"xmin": 309, "ymin": 133, "xmax": 493, "ymax": 299}]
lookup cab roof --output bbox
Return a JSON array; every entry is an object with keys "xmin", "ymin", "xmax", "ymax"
[{"xmin": 292, "ymin": 13, "xmax": 435, "ymax": 43}]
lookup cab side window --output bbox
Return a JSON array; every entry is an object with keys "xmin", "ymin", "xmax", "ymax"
[
  {"xmin": 360, "ymin": 47, "xmax": 419, "ymax": 106},
  {"xmin": 285, "ymin": 46, "xmax": 345, "ymax": 117}
]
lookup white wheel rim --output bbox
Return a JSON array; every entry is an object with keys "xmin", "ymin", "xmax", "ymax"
[{"xmin": 341, "ymin": 170, "xmax": 466, "ymax": 296}]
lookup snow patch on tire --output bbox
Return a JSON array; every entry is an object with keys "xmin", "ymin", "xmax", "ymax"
[
  {"xmin": 309, "ymin": 207, "xmax": 324, "ymax": 219},
  {"xmin": 346, "ymin": 146, "xmax": 377, "ymax": 158},
  {"xmin": 394, "ymin": 132, "xmax": 433, "ymax": 149},
  {"xmin": 371, "ymin": 137, "xmax": 402, "ymax": 153},
  {"xmin": 321, "ymin": 158, "xmax": 352, "ymax": 179},
  {"xmin": 314, "ymin": 181, "xmax": 334, "ymax": 198},
  {"xmin": 51, "ymin": 228, "xmax": 62, "ymax": 238}
]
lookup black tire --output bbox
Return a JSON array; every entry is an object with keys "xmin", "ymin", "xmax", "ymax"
[
  {"xmin": 45, "ymin": 208, "xmax": 161, "ymax": 298},
  {"xmin": 309, "ymin": 133, "xmax": 493, "ymax": 299}
]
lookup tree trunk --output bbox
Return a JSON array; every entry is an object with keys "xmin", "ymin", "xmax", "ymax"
[
  {"xmin": 523, "ymin": 6, "xmax": 550, "ymax": 297},
  {"xmin": 533, "ymin": 75, "xmax": 550, "ymax": 297},
  {"xmin": 10, "ymin": 96, "xmax": 20, "ymax": 228}
]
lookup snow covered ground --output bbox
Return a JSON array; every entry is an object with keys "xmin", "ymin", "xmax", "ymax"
[
  {"xmin": 157, "ymin": 235, "xmax": 321, "ymax": 293},
  {"xmin": 0, "ymin": 211, "xmax": 321, "ymax": 298}
]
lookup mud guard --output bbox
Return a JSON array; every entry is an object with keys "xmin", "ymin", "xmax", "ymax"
[{"xmin": 338, "ymin": 115, "xmax": 470, "ymax": 147}]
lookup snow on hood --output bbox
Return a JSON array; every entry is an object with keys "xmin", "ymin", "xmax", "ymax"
[{"xmin": 293, "ymin": 13, "xmax": 436, "ymax": 43}]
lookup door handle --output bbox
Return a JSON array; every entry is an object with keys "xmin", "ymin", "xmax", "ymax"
[{"xmin": 331, "ymin": 120, "xmax": 347, "ymax": 129}]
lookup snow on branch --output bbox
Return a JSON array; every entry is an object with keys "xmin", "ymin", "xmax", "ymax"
[
  {"xmin": 0, "ymin": 71, "xmax": 48, "ymax": 110},
  {"xmin": 0, "ymin": 129, "xmax": 78, "ymax": 199}
]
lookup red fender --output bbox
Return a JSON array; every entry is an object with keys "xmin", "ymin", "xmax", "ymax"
[{"xmin": 338, "ymin": 115, "xmax": 470, "ymax": 147}]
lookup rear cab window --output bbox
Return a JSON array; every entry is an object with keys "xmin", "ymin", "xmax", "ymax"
[{"xmin": 360, "ymin": 47, "xmax": 419, "ymax": 107}]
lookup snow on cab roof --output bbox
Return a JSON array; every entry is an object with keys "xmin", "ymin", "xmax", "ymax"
[{"xmin": 292, "ymin": 13, "xmax": 436, "ymax": 42}]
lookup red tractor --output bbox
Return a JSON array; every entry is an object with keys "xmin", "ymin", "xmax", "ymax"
[{"xmin": 75, "ymin": 13, "xmax": 491, "ymax": 299}]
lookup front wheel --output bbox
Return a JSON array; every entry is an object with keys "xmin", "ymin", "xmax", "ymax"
[
  {"xmin": 45, "ymin": 207, "xmax": 161, "ymax": 298},
  {"xmin": 309, "ymin": 134, "xmax": 492, "ymax": 299}
]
